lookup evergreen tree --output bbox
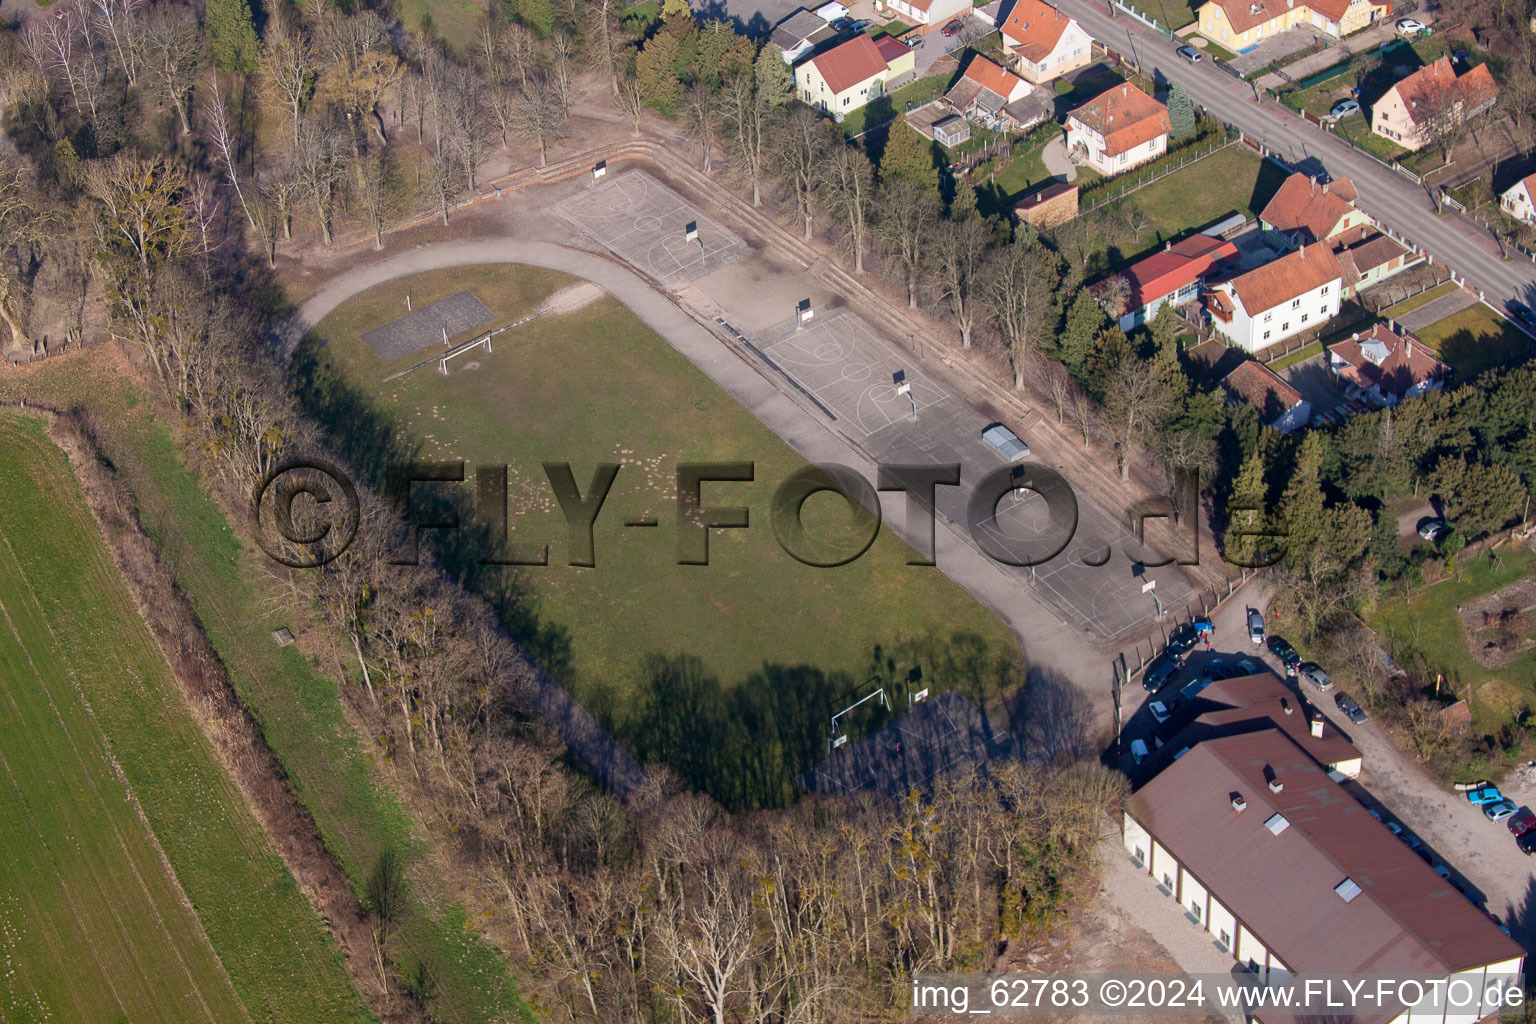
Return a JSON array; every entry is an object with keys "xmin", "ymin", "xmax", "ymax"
[
  {"xmin": 1277, "ymin": 432, "xmax": 1327, "ymax": 567},
  {"xmin": 1225, "ymin": 449, "xmax": 1270, "ymax": 567},
  {"xmin": 1147, "ymin": 301, "xmax": 1181, "ymax": 350},
  {"xmin": 206, "ymin": 0, "xmax": 260, "ymax": 75},
  {"xmin": 754, "ymin": 45, "xmax": 792, "ymax": 107},
  {"xmin": 879, "ymin": 119, "xmax": 939, "ymax": 202},
  {"xmin": 662, "ymin": 0, "xmax": 693, "ymax": 17},
  {"xmin": 1081, "ymin": 325, "xmax": 1131, "ymax": 398},
  {"xmin": 636, "ymin": 31, "xmax": 684, "ymax": 114},
  {"xmin": 1060, "ymin": 289, "xmax": 1105, "ymax": 374},
  {"xmin": 950, "ymin": 177, "xmax": 978, "ymax": 220},
  {"xmin": 1167, "ymin": 83, "xmax": 1195, "ymax": 140}
]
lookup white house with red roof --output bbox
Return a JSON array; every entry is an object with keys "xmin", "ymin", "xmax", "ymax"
[
  {"xmin": 1064, "ymin": 82, "xmax": 1171, "ymax": 176},
  {"xmin": 1328, "ymin": 322, "xmax": 1448, "ymax": 408},
  {"xmin": 1501, "ymin": 173, "xmax": 1536, "ymax": 224},
  {"xmin": 1097, "ymin": 233, "xmax": 1238, "ymax": 332},
  {"xmin": 944, "ymin": 55, "xmax": 1048, "ymax": 130},
  {"xmin": 796, "ymin": 34, "xmax": 913, "ymax": 117},
  {"xmin": 1000, "ymin": 0, "xmax": 1093, "ymax": 83},
  {"xmin": 1204, "ymin": 244, "xmax": 1345, "ymax": 352},
  {"xmin": 1372, "ymin": 57, "xmax": 1499, "ymax": 152}
]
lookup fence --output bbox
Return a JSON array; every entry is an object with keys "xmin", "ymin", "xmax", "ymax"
[
  {"xmin": 1111, "ymin": 0, "xmax": 1175, "ymax": 39},
  {"xmin": 1078, "ymin": 133, "xmax": 1239, "ymax": 213}
]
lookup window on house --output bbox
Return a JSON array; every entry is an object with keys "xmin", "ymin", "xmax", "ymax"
[
  {"xmin": 1301, "ymin": 313, "xmax": 1309, "ymax": 324},
  {"xmin": 1291, "ymin": 298, "xmax": 1301, "ymax": 308},
  {"xmin": 1263, "ymin": 312, "xmax": 1272, "ymax": 322},
  {"xmin": 1321, "ymin": 305, "xmax": 1329, "ymax": 315},
  {"xmin": 1190, "ymin": 901, "xmax": 1202, "ymax": 920},
  {"xmin": 1162, "ymin": 873, "xmax": 1174, "ymax": 891},
  {"xmin": 1134, "ymin": 846, "xmax": 1146, "ymax": 865},
  {"xmin": 843, "ymin": 97, "xmax": 850, "ymax": 106},
  {"xmin": 1219, "ymin": 929, "xmax": 1232, "ymax": 950},
  {"xmin": 1263, "ymin": 330, "xmax": 1271, "ymax": 340},
  {"xmin": 1282, "ymin": 322, "xmax": 1290, "ymax": 331},
  {"xmin": 1321, "ymin": 284, "xmax": 1329, "ymax": 294}
]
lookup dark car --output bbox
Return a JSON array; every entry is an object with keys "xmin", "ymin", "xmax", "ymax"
[
  {"xmin": 1508, "ymin": 301, "xmax": 1536, "ymax": 329},
  {"xmin": 1266, "ymin": 635, "xmax": 1301, "ymax": 667},
  {"xmin": 1166, "ymin": 623, "xmax": 1198, "ymax": 657},
  {"xmin": 1143, "ymin": 652, "xmax": 1182, "ymax": 691},
  {"xmin": 1335, "ymin": 692, "xmax": 1368, "ymax": 723},
  {"xmin": 941, "ymin": 19, "xmax": 962, "ymax": 35},
  {"xmin": 1176, "ymin": 44, "xmax": 1202, "ymax": 62},
  {"xmin": 1508, "ymin": 808, "xmax": 1536, "ymax": 836},
  {"xmin": 1519, "ymin": 830, "xmax": 1536, "ymax": 856}
]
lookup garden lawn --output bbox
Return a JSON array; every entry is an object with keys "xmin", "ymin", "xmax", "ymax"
[
  {"xmin": 1411, "ymin": 303, "xmax": 1532, "ymax": 382},
  {"xmin": 0, "ymin": 358, "xmax": 532, "ymax": 1024},
  {"xmin": 1383, "ymin": 280, "xmax": 1458, "ymax": 317},
  {"xmin": 843, "ymin": 75, "xmax": 950, "ymax": 138},
  {"xmin": 0, "ymin": 411, "xmax": 370, "ymax": 1024},
  {"xmin": 298, "ymin": 265, "xmax": 1019, "ymax": 726},
  {"xmin": 1119, "ymin": 0, "xmax": 1196, "ymax": 28},
  {"xmin": 1372, "ymin": 546, "xmax": 1536, "ymax": 740}
]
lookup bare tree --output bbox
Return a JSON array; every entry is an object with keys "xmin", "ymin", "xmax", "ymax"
[
  {"xmin": 683, "ymin": 80, "xmax": 718, "ymax": 171},
  {"xmin": 875, "ymin": 178, "xmax": 937, "ymax": 308},
  {"xmin": 772, "ymin": 105, "xmax": 830, "ymax": 241},
  {"xmin": 510, "ymin": 78, "xmax": 570, "ymax": 168},
  {"xmin": 615, "ymin": 68, "xmax": 646, "ymax": 135},
  {"xmin": 203, "ymin": 73, "xmax": 255, "ymax": 232},
  {"xmin": 424, "ymin": 148, "xmax": 458, "ymax": 226},
  {"xmin": 142, "ymin": 5, "xmax": 202, "ymax": 136},
  {"xmin": 1102, "ymin": 359, "xmax": 1177, "ymax": 480},
  {"xmin": 1034, "ymin": 359, "xmax": 1076, "ymax": 424},
  {"xmin": 932, "ymin": 215, "xmax": 989, "ymax": 347},
  {"xmin": 718, "ymin": 69, "xmax": 770, "ymax": 205},
  {"xmin": 980, "ymin": 236, "xmax": 1057, "ymax": 385},
  {"xmin": 91, "ymin": 0, "xmax": 143, "ymax": 84},
  {"xmin": 0, "ymin": 159, "xmax": 48, "ymax": 350},
  {"xmin": 293, "ymin": 120, "xmax": 347, "ymax": 244},
  {"xmin": 821, "ymin": 143, "xmax": 874, "ymax": 272},
  {"xmin": 262, "ymin": 19, "xmax": 315, "ymax": 150},
  {"xmin": 442, "ymin": 65, "xmax": 488, "ymax": 189}
]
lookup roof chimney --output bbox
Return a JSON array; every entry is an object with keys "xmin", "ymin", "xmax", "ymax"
[
  {"xmin": 1406, "ymin": 338, "xmax": 1413, "ymax": 357},
  {"xmin": 1231, "ymin": 793, "xmax": 1248, "ymax": 812},
  {"xmin": 1352, "ymin": 331, "xmax": 1359, "ymax": 341},
  {"xmin": 1299, "ymin": 243, "xmax": 1306, "ymax": 259},
  {"xmin": 1310, "ymin": 716, "xmax": 1325, "ymax": 739},
  {"xmin": 1281, "ymin": 697, "xmax": 1294, "ymax": 715},
  {"xmin": 1122, "ymin": 84, "xmax": 1128, "ymax": 96},
  {"xmin": 1323, "ymin": 180, "xmax": 1330, "ymax": 194},
  {"xmin": 1269, "ymin": 777, "xmax": 1284, "ymax": 793}
]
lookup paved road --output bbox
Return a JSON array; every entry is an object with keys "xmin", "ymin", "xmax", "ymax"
[{"xmin": 1057, "ymin": 0, "xmax": 1536, "ymax": 310}]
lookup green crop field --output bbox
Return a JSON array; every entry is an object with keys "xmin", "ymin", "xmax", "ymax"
[
  {"xmin": 0, "ymin": 411, "xmax": 370, "ymax": 1024},
  {"xmin": 295, "ymin": 264, "xmax": 1021, "ymax": 806}
]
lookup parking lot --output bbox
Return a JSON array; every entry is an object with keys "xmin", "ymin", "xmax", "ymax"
[{"xmin": 1124, "ymin": 587, "xmax": 1536, "ymax": 955}]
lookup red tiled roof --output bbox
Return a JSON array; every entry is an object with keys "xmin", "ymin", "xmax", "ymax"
[
  {"xmin": 1201, "ymin": 0, "xmax": 1287, "ymax": 35},
  {"xmin": 1226, "ymin": 244, "xmax": 1344, "ymax": 314},
  {"xmin": 1067, "ymin": 83, "xmax": 1171, "ymax": 158},
  {"xmin": 1332, "ymin": 229, "xmax": 1407, "ymax": 283},
  {"xmin": 1001, "ymin": 0, "xmax": 1075, "ymax": 62},
  {"xmin": 1221, "ymin": 359, "xmax": 1305, "ymax": 422},
  {"xmin": 1390, "ymin": 57, "xmax": 1499, "ymax": 122},
  {"xmin": 962, "ymin": 55, "xmax": 1028, "ymax": 102},
  {"xmin": 1118, "ymin": 236, "xmax": 1237, "ymax": 309},
  {"xmin": 1260, "ymin": 172, "xmax": 1361, "ymax": 242},
  {"xmin": 1129, "ymin": 730, "xmax": 1524, "ymax": 991},
  {"xmin": 874, "ymin": 35, "xmax": 910, "ymax": 64},
  {"xmin": 809, "ymin": 35, "xmax": 888, "ymax": 95},
  {"xmin": 1328, "ymin": 323, "xmax": 1447, "ymax": 400}
]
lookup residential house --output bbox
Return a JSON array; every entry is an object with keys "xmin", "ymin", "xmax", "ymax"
[
  {"xmin": 797, "ymin": 35, "xmax": 909, "ymax": 117},
  {"xmin": 1372, "ymin": 56, "xmax": 1499, "ymax": 152},
  {"xmin": 880, "ymin": 0, "xmax": 973, "ymax": 33},
  {"xmin": 1259, "ymin": 173, "xmax": 1369, "ymax": 246},
  {"xmin": 1220, "ymin": 359, "xmax": 1312, "ymax": 433},
  {"xmin": 1205, "ymin": 243, "xmax": 1344, "ymax": 352},
  {"xmin": 944, "ymin": 56, "xmax": 1049, "ymax": 131},
  {"xmin": 770, "ymin": 9, "xmax": 840, "ymax": 63},
  {"xmin": 1064, "ymin": 83, "xmax": 1171, "ymax": 177},
  {"xmin": 1500, "ymin": 172, "xmax": 1536, "ymax": 223},
  {"xmin": 1097, "ymin": 233, "xmax": 1238, "ymax": 332},
  {"xmin": 1124, "ymin": 729, "xmax": 1523, "ymax": 1012},
  {"xmin": 1012, "ymin": 181, "xmax": 1078, "ymax": 229},
  {"xmin": 1000, "ymin": 0, "xmax": 1094, "ymax": 83},
  {"xmin": 873, "ymin": 35, "xmax": 916, "ymax": 79},
  {"xmin": 1195, "ymin": 0, "xmax": 1390, "ymax": 50},
  {"xmin": 1259, "ymin": 173, "xmax": 1417, "ymax": 296},
  {"xmin": 1328, "ymin": 322, "xmax": 1448, "ymax": 407},
  {"xmin": 1144, "ymin": 672, "xmax": 1363, "ymax": 780}
]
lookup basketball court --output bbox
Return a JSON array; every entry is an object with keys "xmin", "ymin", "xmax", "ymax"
[
  {"xmin": 797, "ymin": 690, "xmax": 1015, "ymax": 796},
  {"xmin": 360, "ymin": 291, "xmax": 494, "ymax": 361},
  {"xmin": 555, "ymin": 170, "xmax": 748, "ymax": 284},
  {"xmin": 755, "ymin": 312, "xmax": 948, "ymax": 436}
]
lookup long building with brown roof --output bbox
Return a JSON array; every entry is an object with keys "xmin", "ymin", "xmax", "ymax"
[
  {"xmin": 1124, "ymin": 729, "xmax": 1523, "ymax": 1019},
  {"xmin": 1206, "ymin": 244, "xmax": 1345, "ymax": 352},
  {"xmin": 1195, "ymin": 0, "xmax": 1390, "ymax": 50}
]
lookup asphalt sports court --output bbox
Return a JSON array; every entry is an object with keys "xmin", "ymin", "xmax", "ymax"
[
  {"xmin": 755, "ymin": 313, "xmax": 948, "ymax": 436},
  {"xmin": 360, "ymin": 290, "xmax": 494, "ymax": 360},
  {"xmin": 797, "ymin": 690, "xmax": 1014, "ymax": 796},
  {"xmin": 555, "ymin": 170, "xmax": 748, "ymax": 284}
]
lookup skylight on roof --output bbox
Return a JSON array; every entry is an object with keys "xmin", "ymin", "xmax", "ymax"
[
  {"xmin": 1335, "ymin": 878, "xmax": 1362, "ymax": 903},
  {"xmin": 1264, "ymin": 812, "xmax": 1290, "ymax": 836}
]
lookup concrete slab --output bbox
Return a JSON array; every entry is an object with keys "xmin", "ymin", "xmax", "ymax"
[
  {"xmin": 555, "ymin": 170, "xmax": 748, "ymax": 285},
  {"xmin": 360, "ymin": 291, "xmax": 494, "ymax": 361}
]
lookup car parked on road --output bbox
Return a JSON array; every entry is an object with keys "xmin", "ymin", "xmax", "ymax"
[
  {"xmin": 1417, "ymin": 517, "xmax": 1448, "ymax": 541},
  {"xmin": 1247, "ymin": 607, "xmax": 1265, "ymax": 644},
  {"xmin": 1484, "ymin": 798, "xmax": 1518, "ymax": 823},
  {"xmin": 1166, "ymin": 623, "xmax": 1197, "ymax": 657},
  {"xmin": 981, "ymin": 423, "xmax": 1030, "ymax": 461},
  {"xmin": 1176, "ymin": 45, "xmax": 1202, "ymax": 62},
  {"xmin": 850, "ymin": 18, "xmax": 872, "ymax": 30},
  {"xmin": 1466, "ymin": 784, "xmax": 1504, "ymax": 805},
  {"xmin": 1298, "ymin": 662, "xmax": 1333, "ymax": 691},
  {"xmin": 1142, "ymin": 652, "xmax": 1182, "ymax": 691},
  {"xmin": 1396, "ymin": 17, "xmax": 1425, "ymax": 34},
  {"xmin": 1508, "ymin": 808, "xmax": 1536, "ymax": 836},
  {"xmin": 1509, "ymin": 301, "xmax": 1536, "ymax": 330},
  {"xmin": 1266, "ymin": 635, "xmax": 1301, "ymax": 667},
  {"xmin": 1519, "ymin": 830, "xmax": 1536, "ymax": 856},
  {"xmin": 830, "ymin": 16, "xmax": 854, "ymax": 30},
  {"xmin": 1329, "ymin": 99, "xmax": 1361, "ymax": 119},
  {"xmin": 1335, "ymin": 692, "xmax": 1368, "ymax": 723}
]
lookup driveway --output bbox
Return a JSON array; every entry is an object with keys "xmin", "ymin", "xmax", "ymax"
[
  {"xmin": 1052, "ymin": 0, "xmax": 1536, "ymax": 313},
  {"xmin": 1226, "ymin": 26, "xmax": 1328, "ymax": 77},
  {"xmin": 1278, "ymin": 352, "xmax": 1346, "ymax": 419},
  {"xmin": 1393, "ymin": 288, "xmax": 1478, "ymax": 333}
]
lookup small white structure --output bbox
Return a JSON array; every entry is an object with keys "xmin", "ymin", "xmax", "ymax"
[
  {"xmin": 1204, "ymin": 244, "xmax": 1344, "ymax": 353},
  {"xmin": 815, "ymin": 1, "xmax": 849, "ymax": 20}
]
